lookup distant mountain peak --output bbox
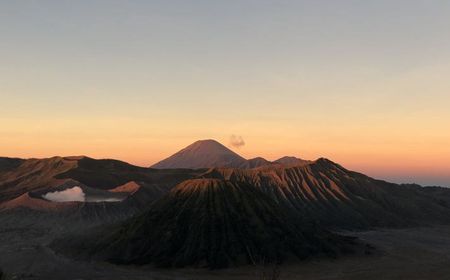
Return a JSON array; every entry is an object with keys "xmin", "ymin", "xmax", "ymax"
[
  {"xmin": 180, "ymin": 139, "xmax": 239, "ymax": 154},
  {"xmin": 274, "ymin": 156, "xmax": 310, "ymax": 166},
  {"xmin": 151, "ymin": 139, "xmax": 316, "ymax": 169},
  {"xmin": 63, "ymin": 155, "xmax": 88, "ymax": 161},
  {"xmin": 151, "ymin": 139, "xmax": 247, "ymax": 169}
]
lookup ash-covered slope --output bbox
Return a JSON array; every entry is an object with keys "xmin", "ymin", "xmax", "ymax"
[
  {"xmin": 0, "ymin": 179, "xmax": 143, "ymax": 221},
  {"xmin": 4, "ymin": 148, "xmax": 450, "ymax": 230},
  {"xmin": 0, "ymin": 156, "xmax": 79, "ymax": 203},
  {"xmin": 58, "ymin": 178, "xmax": 358, "ymax": 268},
  {"xmin": 0, "ymin": 192, "xmax": 79, "ymax": 212},
  {"xmin": 56, "ymin": 156, "xmax": 199, "ymax": 191},
  {"xmin": 0, "ymin": 179, "xmax": 180, "ymax": 222},
  {"xmin": 0, "ymin": 157, "xmax": 25, "ymax": 172},
  {"xmin": 200, "ymin": 159, "xmax": 450, "ymax": 229},
  {"xmin": 0, "ymin": 156, "xmax": 202, "ymax": 222},
  {"xmin": 0, "ymin": 156, "xmax": 200, "ymax": 203}
]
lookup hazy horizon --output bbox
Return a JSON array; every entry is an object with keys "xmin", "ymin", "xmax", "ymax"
[
  {"xmin": 1, "ymin": 1, "xmax": 450, "ymax": 187},
  {"xmin": 1, "ymin": 137, "xmax": 448, "ymax": 187}
]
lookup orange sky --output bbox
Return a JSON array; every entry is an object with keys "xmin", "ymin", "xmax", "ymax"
[
  {"xmin": 1, "ymin": 115, "xmax": 449, "ymax": 186},
  {"xmin": 1, "ymin": 1, "xmax": 450, "ymax": 186}
]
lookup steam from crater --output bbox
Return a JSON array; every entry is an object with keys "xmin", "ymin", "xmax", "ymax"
[
  {"xmin": 229, "ymin": 135, "xmax": 245, "ymax": 149},
  {"xmin": 42, "ymin": 186, "xmax": 85, "ymax": 202}
]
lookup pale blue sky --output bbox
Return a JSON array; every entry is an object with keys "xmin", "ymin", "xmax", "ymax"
[{"xmin": 1, "ymin": 1, "xmax": 450, "ymax": 186}]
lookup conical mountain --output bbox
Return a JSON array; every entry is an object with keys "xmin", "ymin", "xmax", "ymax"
[
  {"xmin": 57, "ymin": 178, "xmax": 358, "ymax": 268},
  {"xmin": 151, "ymin": 139, "xmax": 249, "ymax": 169}
]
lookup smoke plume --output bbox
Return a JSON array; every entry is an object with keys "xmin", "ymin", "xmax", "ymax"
[
  {"xmin": 229, "ymin": 135, "xmax": 245, "ymax": 149},
  {"xmin": 42, "ymin": 186, "xmax": 86, "ymax": 202}
]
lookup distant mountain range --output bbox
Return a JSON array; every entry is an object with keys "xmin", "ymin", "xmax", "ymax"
[
  {"xmin": 2, "ymin": 140, "xmax": 450, "ymax": 227},
  {"xmin": 3, "ymin": 139, "xmax": 450, "ymax": 268},
  {"xmin": 0, "ymin": 156, "xmax": 201, "ymax": 218},
  {"xmin": 151, "ymin": 139, "xmax": 308, "ymax": 169}
]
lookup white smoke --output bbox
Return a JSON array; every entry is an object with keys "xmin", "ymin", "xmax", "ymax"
[
  {"xmin": 229, "ymin": 135, "xmax": 245, "ymax": 149},
  {"xmin": 42, "ymin": 186, "xmax": 86, "ymax": 202}
]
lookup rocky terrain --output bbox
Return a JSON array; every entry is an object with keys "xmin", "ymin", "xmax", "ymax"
[
  {"xmin": 200, "ymin": 158, "xmax": 450, "ymax": 229},
  {"xmin": 2, "ymin": 213, "xmax": 450, "ymax": 280},
  {"xmin": 2, "ymin": 139, "xmax": 450, "ymax": 279},
  {"xmin": 0, "ymin": 155, "xmax": 202, "ymax": 219},
  {"xmin": 55, "ymin": 178, "xmax": 361, "ymax": 268}
]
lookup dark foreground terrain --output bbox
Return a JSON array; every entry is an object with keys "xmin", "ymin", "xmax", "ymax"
[{"xmin": 2, "ymin": 212, "xmax": 450, "ymax": 280}]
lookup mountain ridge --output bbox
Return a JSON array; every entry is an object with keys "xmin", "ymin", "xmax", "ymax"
[
  {"xmin": 4, "ymin": 139, "xmax": 450, "ymax": 271},
  {"xmin": 3, "ymin": 140, "xmax": 450, "ymax": 230},
  {"xmin": 55, "ymin": 177, "xmax": 361, "ymax": 268},
  {"xmin": 151, "ymin": 139, "xmax": 308, "ymax": 169}
]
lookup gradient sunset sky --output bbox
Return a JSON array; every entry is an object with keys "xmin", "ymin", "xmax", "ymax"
[{"xmin": 1, "ymin": 1, "xmax": 450, "ymax": 186}]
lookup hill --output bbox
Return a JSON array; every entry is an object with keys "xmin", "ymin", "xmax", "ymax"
[
  {"xmin": 274, "ymin": 156, "xmax": 310, "ymax": 166},
  {"xmin": 200, "ymin": 158, "xmax": 450, "ymax": 229},
  {"xmin": 0, "ymin": 156, "xmax": 202, "ymax": 219},
  {"xmin": 55, "ymin": 178, "xmax": 360, "ymax": 268}
]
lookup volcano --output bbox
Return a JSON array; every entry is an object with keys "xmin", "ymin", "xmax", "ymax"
[
  {"xmin": 151, "ymin": 140, "xmax": 313, "ymax": 169},
  {"xmin": 57, "ymin": 178, "xmax": 359, "ymax": 268},
  {"xmin": 0, "ymin": 156, "xmax": 201, "ymax": 217},
  {"xmin": 6, "ymin": 139, "xmax": 450, "ymax": 270},
  {"xmin": 4, "ymin": 141, "xmax": 450, "ymax": 229},
  {"xmin": 151, "ymin": 139, "xmax": 250, "ymax": 169}
]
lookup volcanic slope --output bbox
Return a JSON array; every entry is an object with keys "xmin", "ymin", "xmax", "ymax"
[
  {"xmin": 0, "ymin": 157, "xmax": 25, "ymax": 172},
  {"xmin": 0, "ymin": 156, "xmax": 202, "ymax": 219},
  {"xmin": 200, "ymin": 158, "xmax": 450, "ymax": 229},
  {"xmin": 59, "ymin": 178, "xmax": 358, "ymax": 268},
  {"xmin": 151, "ymin": 139, "xmax": 249, "ymax": 169},
  {"xmin": 0, "ymin": 156, "xmax": 200, "ymax": 201},
  {"xmin": 0, "ymin": 156, "xmax": 79, "ymax": 203},
  {"xmin": 151, "ymin": 139, "xmax": 278, "ymax": 169}
]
